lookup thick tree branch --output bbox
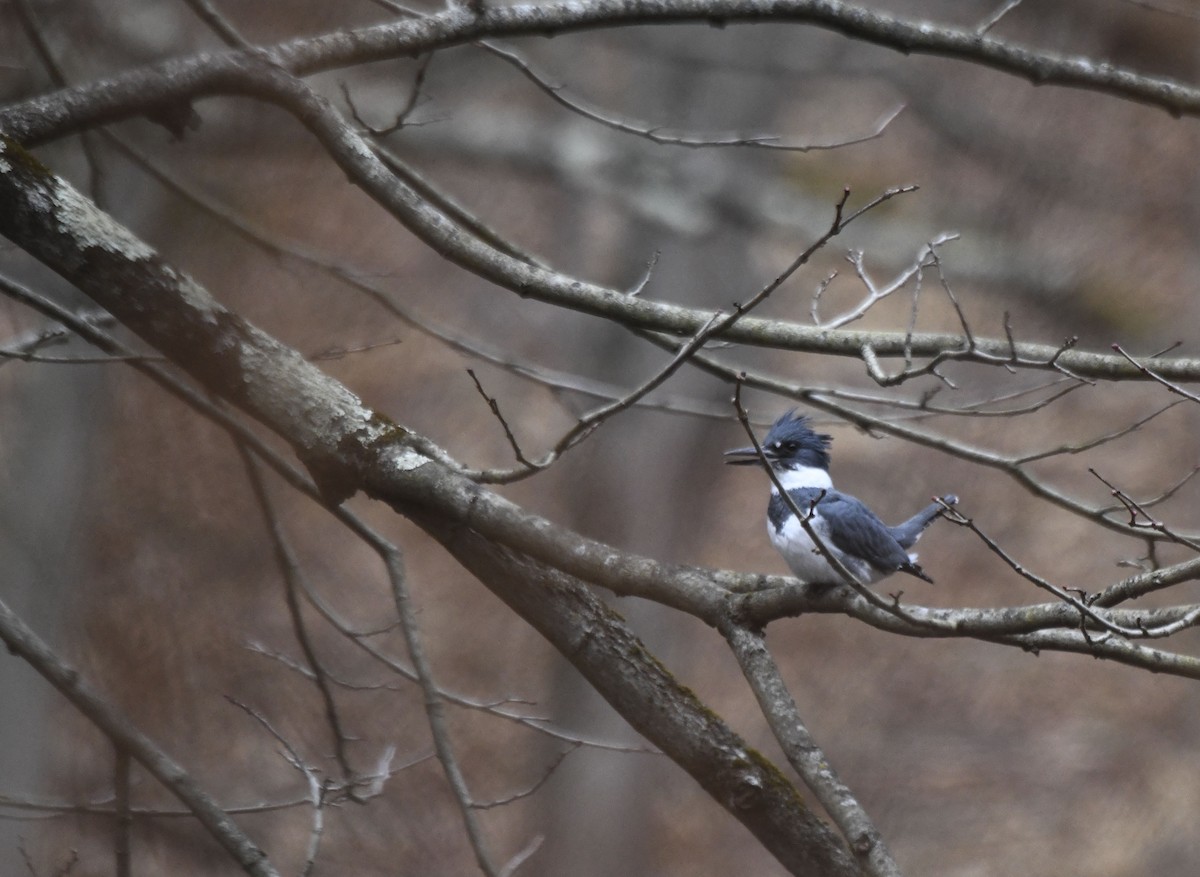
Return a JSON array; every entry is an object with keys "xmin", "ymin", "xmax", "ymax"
[
  {"xmin": 413, "ymin": 516, "xmax": 860, "ymax": 877},
  {"xmin": 6, "ymin": 0, "xmax": 1200, "ymax": 147},
  {"xmin": 4, "ymin": 6, "xmax": 1200, "ymax": 384}
]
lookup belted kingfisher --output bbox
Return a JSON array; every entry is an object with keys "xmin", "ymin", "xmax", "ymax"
[{"xmin": 726, "ymin": 411, "xmax": 956, "ymax": 586}]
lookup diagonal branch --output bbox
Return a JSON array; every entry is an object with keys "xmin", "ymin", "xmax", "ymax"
[
  {"xmin": 722, "ymin": 623, "xmax": 901, "ymax": 877},
  {"xmin": 416, "ymin": 517, "xmax": 861, "ymax": 877},
  {"xmin": 238, "ymin": 449, "xmax": 360, "ymax": 780},
  {"xmin": 381, "ymin": 546, "xmax": 502, "ymax": 876},
  {"xmin": 0, "ymin": 597, "xmax": 279, "ymax": 877}
]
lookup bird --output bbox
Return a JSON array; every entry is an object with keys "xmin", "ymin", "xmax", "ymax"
[{"xmin": 725, "ymin": 410, "xmax": 956, "ymax": 586}]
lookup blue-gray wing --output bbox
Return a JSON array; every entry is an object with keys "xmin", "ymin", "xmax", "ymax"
[{"xmin": 807, "ymin": 490, "xmax": 912, "ymax": 574}]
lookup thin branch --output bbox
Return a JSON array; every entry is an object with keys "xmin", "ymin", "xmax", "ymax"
[
  {"xmin": 1122, "ymin": 462, "xmax": 1200, "ymax": 512},
  {"xmin": 0, "ymin": 597, "xmax": 279, "ymax": 877},
  {"xmin": 1119, "ymin": 0, "xmax": 1200, "ymax": 21},
  {"xmin": 496, "ymin": 835, "xmax": 545, "ymax": 877},
  {"xmin": 1112, "ymin": 342, "xmax": 1200, "ymax": 404},
  {"xmin": 1089, "ymin": 468, "xmax": 1200, "ymax": 553},
  {"xmin": 226, "ymin": 698, "xmax": 328, "ymax": 877},
  {"xmin": 940, "ymin": 502, "xmax": 1199, "ymax": 638},
  {"xmin": 371, "ymin": 0, "xmax": 902, "ymax": 151},
  {"xmin": 340, "ymin": 53, "xmax": 432, "ymax": 136},
  {"xmin": 238, "ymin": 448, "xmax": 359, "ymax": 781},
  {"xmin": 479, "ymin": 39, "xmax": 905, "ymax": 151},
  {"xmin": 382, "ymin": 547, "xmax": 500, "ymax": 877},
  {"xmin": 0, "ymin": 308, "xmax": 116, "ymax": 368},
  {"xmin": 721, "ymin": 624, "xmax": 900, "ymax": 877},
  {"xmin": 19, "ymin": 841, "xmax": 77, "ymax": 877},
  {"xmin": 470, "ymin": 310, "xmax": 727, "ymax": 481},
  {"xmin": 817, "ymin": 232, "xmax": 957, "ymax": 329},
  {"xmin": 1013, "ymin": 400, "xmax": 1182, "ymax": 464},
  {"xmin": 470, "ymin": 185, "xmax": 916, "ymax": 482},
  {"xmin": 0, "ymin": 752, "xmax": 434, "ymax": 820},
  {"xmin": 467, "ymin": 368, "xmax": 535, "ymax": 468},
  {"xmin": 249, "ymin": 628, "xmax": 657, "ymax": 754},
  {"xmin": 975, "ymin": 0, "xmax": 1023, "ymax": 35},
  {"xmin": 928, "ymin": 239, "xmax": 974, "ymax": 348},
  {"xmin": 470, "ymin": 743, "xmax": 581, "ymax": 810},
  {"xmin": 179, "ymin": 0, "xmax": 254, "ymax": 50}
]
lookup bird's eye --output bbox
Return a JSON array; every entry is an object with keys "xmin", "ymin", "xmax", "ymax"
[{"xmin": 782, "ymin": 441, "xmax": 797, "ymax": 452}]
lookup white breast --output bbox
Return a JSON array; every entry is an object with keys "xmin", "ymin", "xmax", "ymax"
[
  {"xmin": 774, "ymin": 465, "xmax": 833, "ymax": 491},
  {"xmin": 769, "ymin": 508, "xmax": 879, "ymax": 585}
]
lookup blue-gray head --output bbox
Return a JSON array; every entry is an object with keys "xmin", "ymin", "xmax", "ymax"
[{"xmin": 724, "ymin": 410, "xmax": 832, "ymax": 472}]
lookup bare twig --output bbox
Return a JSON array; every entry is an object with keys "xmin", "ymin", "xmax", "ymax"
[
  {"xmin": 1112, "ymin": 343, "xmax": 1200, "ymax": 405},
  {"xmin": 340, "ymin": 54, "xmax": 432, "ymax": 136},
  {"xmin": 0, "ymin": 597, "xmax": 279, "ymax": 877},
  {"xmin": 939, "ymin": 501, "xmax": 1199, "ymax": 639},
  {"xmin": 1119, "ymin": 0, "xmax": 1200, "ymax": 21},
  {"xmin": 975, "ymin": 0, "xmax": 1023, "ymax": 35},
  {"xmin": 496, "ymin": 834, "xmax": 545, "ymax": 877},
  {"xmin": 1089, "ymin": 468, "xmax": 1200, "ymax": 553},
  {"xmin": 467, "ymin": 368, "xmax": 535, "ymax": 468},
  {"xmin": 471, "ymin": 743, "xmax": 581, "ymax": 810},
  {"xmin": 179, "ymin": 0, "xmax": 254, "ymax": 50},
  {"xmin": 238, "ymin": 448, "xmax": 359, "ymax": 781},
  {"xmin": 471, "ymin": 185, "xmax": 917, "ymax": 483},
  {"xmin": 0, "ymin": 752, "xmax": 434, "ymax": 821},
  {"xmin": 476, "ymin": 310, "xmax": 727, "ymax": 480},
  {"xmin": 383, "ymin": 547, "xmax": 500, "ymax": 876},
  {"xmin": 627, "ymin": 250, "xmax": 661, "ymax": 297},
  {"xmin": 480, "ymin": 39, "xmax": 905, "ymax": 151},
  {"xmin": 817, "ymin": 232, "xmax": 957, "ymax": 329},
  {"xmin": 226, "ymin": 698, "xmax": 328, "ymax": 877},
  {"xmin": 1014, "ymin": 401, "xmax": 1182, "ymax": 464}
]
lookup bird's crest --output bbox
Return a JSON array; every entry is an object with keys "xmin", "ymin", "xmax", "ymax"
[{"xmin": 762, "ymin": 410, "xmax": 833, "ymax": 470}]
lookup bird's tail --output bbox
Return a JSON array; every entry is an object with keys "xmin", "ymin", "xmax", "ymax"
[
  {"xmin": 901, "ymin": 558, "xmax": 935, "ymax": 584},
  {"xmin": 890, "ymin": 494, "xmax": 958, "ymax": 549}
]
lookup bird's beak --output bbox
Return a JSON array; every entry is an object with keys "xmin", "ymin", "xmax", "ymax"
[{"xmin": 724, "ymin": 445, "xmax": 770, "ymax": 466}]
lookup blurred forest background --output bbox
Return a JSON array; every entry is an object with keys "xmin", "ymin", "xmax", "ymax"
[{"xmin": 3, "ymin": 0, "xmax": 1200, "ymax": 874}]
